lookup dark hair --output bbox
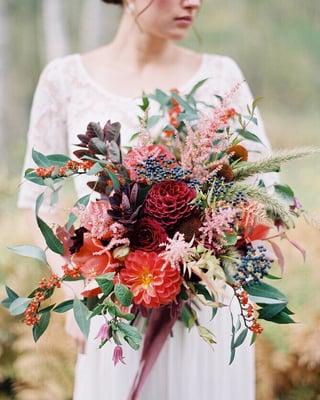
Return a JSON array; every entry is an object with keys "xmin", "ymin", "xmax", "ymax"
[{"xmin": 101, "ymin": 0, "xmax": 123, "ymax": 5}]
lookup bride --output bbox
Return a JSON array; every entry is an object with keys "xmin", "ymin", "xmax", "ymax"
[{"xmin": 18, "ymin": 0, "xmax": 276, "ymax": 399}]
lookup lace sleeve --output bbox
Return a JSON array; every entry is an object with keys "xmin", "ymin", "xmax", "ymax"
[
  {"xmin": 17, "ymin": 58, "xmax": 69, "ymax": 210},
  {"xmin": 224, "ymin": 56, "xmax": 279, "ymax": 187}
]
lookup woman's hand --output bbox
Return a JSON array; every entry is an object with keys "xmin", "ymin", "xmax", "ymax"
[{"xmin": 65, "ymin": 309, "xmax": 87, "ymax": 354}]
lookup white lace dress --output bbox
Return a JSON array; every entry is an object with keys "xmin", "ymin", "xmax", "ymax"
[{"xmin": 18, "ymin": 52, "xmax": 276, "ymax": 400}]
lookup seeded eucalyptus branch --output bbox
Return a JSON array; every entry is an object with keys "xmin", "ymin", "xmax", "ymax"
[{"xmin": 232, "ymin": 147, "xmax": 320, "ymax": 180}]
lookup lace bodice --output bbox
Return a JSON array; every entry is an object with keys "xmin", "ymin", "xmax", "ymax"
[{"xmin": 17, "ymin": 52, "xmax": 276, "ymax": 210}]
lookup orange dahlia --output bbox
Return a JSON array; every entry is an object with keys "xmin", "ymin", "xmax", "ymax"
[{"xmin": 120, "ymin": 250, "xmax": 182, "ymax": 308}]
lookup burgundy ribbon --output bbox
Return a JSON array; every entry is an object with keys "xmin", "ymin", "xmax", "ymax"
[{"xmin": 128, "ymin": 302, "xmax": 182, "ymax": 400}]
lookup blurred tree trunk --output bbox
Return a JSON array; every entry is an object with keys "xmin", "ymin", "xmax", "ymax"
[
  {"xmin": 80, "ymin": 0, "xmax": 120, "ymax": 51},
  {"xmin": 42, "ymin": 0, "xmax": 70, "ymax": 61},
  {"xmin": 0, "ymin": 0, "xmax": 9, "ymax": 160},
  {"xmin": 80, "ymin": 0, "xmax": 104, "ymax": 51}
]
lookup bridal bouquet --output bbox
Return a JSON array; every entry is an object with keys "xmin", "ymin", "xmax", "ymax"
[{"xmin": 3, "ymin": 80, "xmax": 318, "ymax": 397}]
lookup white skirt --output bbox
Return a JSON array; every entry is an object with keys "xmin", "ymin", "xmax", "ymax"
[{"xmin": 73, "ymin": 301, "xmax": 255, "ymax": 400}]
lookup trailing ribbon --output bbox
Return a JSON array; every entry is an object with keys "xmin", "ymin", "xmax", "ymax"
[{"xmin": 128, "ymin": 301, "xmax": 182, "ymax": 400}]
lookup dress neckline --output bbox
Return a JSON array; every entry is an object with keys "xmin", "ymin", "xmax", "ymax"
[{"xmin": 74, "ymin": 52, "xmax": 208, "ymax": 102}]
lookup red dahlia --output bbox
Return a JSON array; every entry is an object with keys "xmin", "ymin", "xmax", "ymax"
[
  {"xmin": 131, "ymin": 217, "xmax": 167, "ymax": 252},
  {"xmin": 120, "ymin": 250, "xmax": 182, "ymax": 308},
  {"xmin": 144, "ymin": 181, "xmax": 196, "ymax": 229}
]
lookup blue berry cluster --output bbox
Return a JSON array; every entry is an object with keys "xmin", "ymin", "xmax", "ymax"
[
  {"xmin": 234, "ymin": 245, "xmax": 273, "ymax": 283},
  {"xmin": 231, "ymin": 191, "xmax": 247, "ymax": 206},
  {"xmin": 135, "ymin": 155, "xmax": 192, "ymax": 183},
  {"xmin": 207, "ymin": 177, "xmax": 234, "ymax": 201}
]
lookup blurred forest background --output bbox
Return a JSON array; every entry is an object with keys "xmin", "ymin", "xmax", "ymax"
[{"xmin": 0, "ymin": 0, "xmax": 319, "ymax": 399}]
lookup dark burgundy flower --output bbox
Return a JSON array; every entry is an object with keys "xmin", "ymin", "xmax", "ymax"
[
  {"xmin": 144, "ymin": 181, "xmax": 196, "ymax": 229},
  {"xmin": 131, "ymin": 217, "xmax": 167, "ymax": 252}
]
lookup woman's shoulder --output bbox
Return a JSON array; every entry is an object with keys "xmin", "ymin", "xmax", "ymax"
[
  {"xmin": 41, "ymin": 53, "xmax": 78, "ymax": 78},
  {"xmin": 202, "ymin": 52, "xmax": 244, "ymax": 79}
]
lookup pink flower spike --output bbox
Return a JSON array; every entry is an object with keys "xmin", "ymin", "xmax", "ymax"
[
  {"xmin": 112, "ymin": 345, "xmax": 125, "ymax": 366},
  {"xmin": 95, "ymin": 322, "xmax": 110, "ymax": 343}
]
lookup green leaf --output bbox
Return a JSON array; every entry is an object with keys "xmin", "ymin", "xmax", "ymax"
[
  {"xmin": 87, "ymin": 162, "xmax": 104, "ymax": 176},
  {"xmin": 96, "ymin": 277, "xmax": 114, "ymax": 296},
  {"xmin": 117, "ymin": 322, "xmax": 142, "ymax": 351},
  {"xmin": 47, "ymin": 154, "xmax": 71, "ymax": 166},
  {"xmin": 268, "ymin": 311, "xmax": 295, "ymax": 324},
  {"xmin": 252, "ymin": 97, "xmax": 264, "ymax": 111},
  {"xmin": 237, "ymin": 129, "xmax": 263, "ymax": 144},
  {"xmin": 259, "ymin": 303, "xmax": 288, "ymax": 320},
  {"xmin": 32, "ymin": 148, "xmax": 51, "ymax": 167},
  {"xmin": 250, "ymin": 332, "xmax": 257, "ymax": 346},
  {"xmin": 9, "ymin": 297, "xmax": 32, "ymax": 316},
  {"xmin": 7, "ymin": 244, "xmax": 48, "ymax": 264},
  {"xmin": 38, "ymin": 304, "xmax": 56, "ymax": 314},
  {"xmin": 244, "ymin": 281, "xmax": 287, "ymax": 302},
  {"xmin": 181, "ymin": 304, "xmax": 197, "ymax": 329},
  {"xmin": 274, "ymin": 184, "xmax": 295, "ymax": 202},
  {"xmin": 53, "ymin": 299, "xmax": 74, "ymax": 313},
  {"xmin": 24, "ymin": 171, "xmax": 46, "ymax": 186},
  {"xmin": 129, "ymin": 132, "xmax": 141, "ymax": 142},
  {"xmin": 73, "ymin": 299, "xmax": 91, "ymax": 338},
  {"xmin": 32, "ymin": 311, "xmax": 51, "ymax": 342},
  {"xmin": 211, "ymin": 307, "xmax": 218, "ymax": 321},
  {"xmin": 249, "ymin": 296, "xmax": 287, "ymax": 305},
  {"xmin": 105, "ymin": 168, "xmax": 120, "ymax": 190},
  {"xmin": 233, "ymin": 328, "xmax": 248, "ymax": 348},
  {"xmin": 36, "ymin": 217, "xmax": 64, "ymax": 255},
  {"xmin": 114, "ymin": 284, "xmax": 133, "ymax": 307},
  {"xmin": 35, "ymin": 193, "xmax": 64, "ymax": 255},
  {"xmin": 171, "ymin": 92, "xmax": 196, "ymax": 114},
  {"xmin": 224, "ymin": 233, "xmax": 238, "ymax": 246},
  {"xmin": 152, "ymin": 89, "xmax": 170, "ymax": 107},
  {"xmin": 229, "ymin": 347, "xmax": 236, "ymax": 365},
  {"xmin": 265, "ymin": 273, "xmax": 282, "ymax": 280},
  {"xmin": 89, "ymin": 304, "xmax": 105, "ymax": 319},
  {"xmin": 187, "ymin": 78, "xmax": 208, "ymax": 98},
  {"xmin": 50, "ymin": 186, "xmax": 62, "ymax": 207},
  {"xmin": 1, "ymin": 286, "xmax": 19, "ymax": 309},
  {"xmin": 147, "ymin": 115, "xmax": 161, "ymax": 129},
  {"xmin": 139, "ymin": 95, "xmax": 150, "ymax": 112},
  {"xmin": 197, "ymin": 326, "xmax": 216, "ymax": 345}
]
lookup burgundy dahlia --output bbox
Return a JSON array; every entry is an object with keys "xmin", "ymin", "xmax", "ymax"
[
  {"xmin": 131, "ymin": 217, "xmax": 167, "ymax": 252},
  {"xmin": 143, "ymin": 181, "xmax": 196, "ymax": 229}
]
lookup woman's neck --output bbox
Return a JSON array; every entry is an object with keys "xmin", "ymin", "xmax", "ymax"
[{"xmin": 106, "ymin": 12, "xmax": 180, "ymax": 69}]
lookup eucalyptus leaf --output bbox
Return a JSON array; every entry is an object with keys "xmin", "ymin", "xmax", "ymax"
[
  {"xmin": 9, "ymin": 297, "xmax": 32, "ymax": 316},
  {"xmin": 7, "ymin": 244, "xmax": 48, "ymax": 264},
  {"xmin": 237, "ymin": 129, "xmax": 263, "ymax": 144},
  {"xmin": 73, "ymin": 299, "xmax": 91, "ymax": 338},
  {"xmin": 32, "ymin": 148, "xmax": 51, "ymax": 167},
  {"xmin": 233, "ymin": 328, "xmax": 248, "ymax": 348},
  {"xmin": 32, "ymin": 311, "xmax": 51, "ymax": 342},
  {"xmin": 53, "ymin": 299, "xmax": 74, "ymax": 313}
]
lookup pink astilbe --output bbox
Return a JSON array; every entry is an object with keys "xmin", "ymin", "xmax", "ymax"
[
  {"xmin": 74, "ymin": 200, "xmax": 113, "ymax": 240},
  {"xmin": 159, "ymin": 232, "xmax": 195, "ymax": 274},
  {"xmin": 179, "ymin": 83, "xmax": 242, "ymax": 182},
  {"xmin": 199, "ymin": 207, "xmax": 238, "ymax": 246}
]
